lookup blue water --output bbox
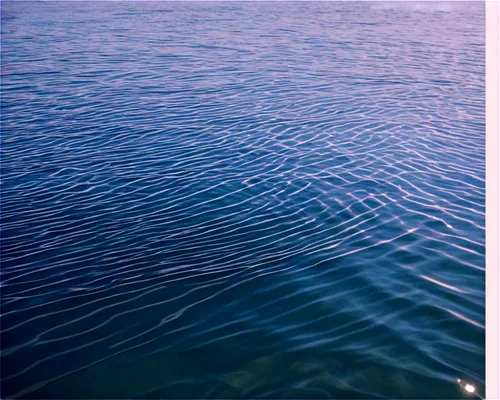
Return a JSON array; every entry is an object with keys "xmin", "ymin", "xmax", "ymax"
[{"xmin": 0, "ymin": 1, "xmax": 485, "ymax": 399}]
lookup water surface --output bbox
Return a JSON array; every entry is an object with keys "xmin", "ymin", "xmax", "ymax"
[{"xmin": 1, "ymin": 2, "xmax": 485, "ymax": 399}]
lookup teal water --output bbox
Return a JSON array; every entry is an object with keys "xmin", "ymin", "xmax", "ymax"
[{"xmin": 1, "ymin": 1, "xmax": 485, "ymax": 399}]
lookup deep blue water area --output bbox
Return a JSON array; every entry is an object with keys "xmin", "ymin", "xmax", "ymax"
[{"xmin": 1, "ymin": 2, "xmax": 485, "ymax": 399}]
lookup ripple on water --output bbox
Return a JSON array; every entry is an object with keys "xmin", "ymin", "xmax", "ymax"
[{"xmin": 0, "ymin": 1, "xmax": 485, "ymax": 399}]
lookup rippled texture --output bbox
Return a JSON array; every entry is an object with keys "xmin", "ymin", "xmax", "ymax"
[{"xmin": 0, "ymin": 1, "xmax": 485, "ymax": 399}]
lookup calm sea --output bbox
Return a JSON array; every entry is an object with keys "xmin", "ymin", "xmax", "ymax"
[{"xmin": 0, "ymin": 1, "xmax": 485, "ymax": 399}]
